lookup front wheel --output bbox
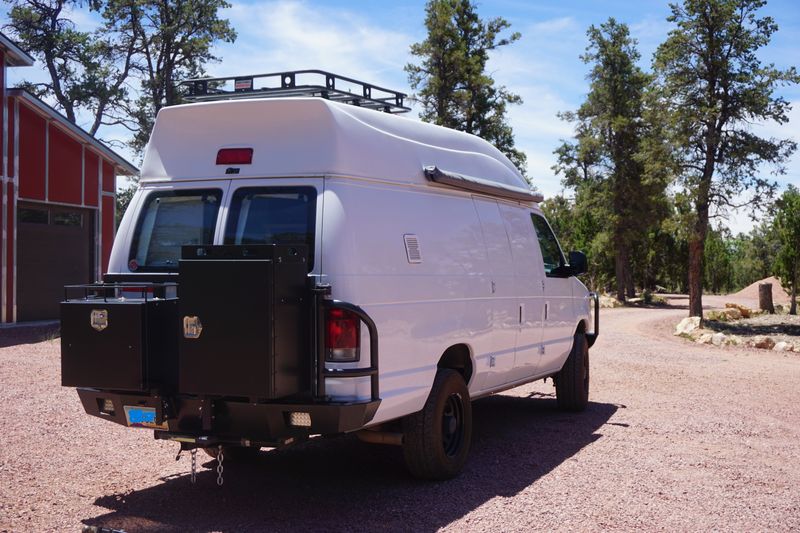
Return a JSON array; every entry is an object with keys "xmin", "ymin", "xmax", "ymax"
[
  {"xmin": 402, "ymin": 369, "xmax": 472, "ymax": 480},
  {"xmin": 555, "ymin": 331, "xmax": 590, "ymax": 411}
]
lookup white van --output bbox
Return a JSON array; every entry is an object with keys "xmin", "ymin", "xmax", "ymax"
[{"xmin": 60, "ymin": 72, "xmax": 598, "ymax": 481}]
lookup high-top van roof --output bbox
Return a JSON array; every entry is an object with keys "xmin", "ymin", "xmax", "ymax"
[{"xmin": 141, "ymin": 97, "xmax": 535, "ymax": 199}]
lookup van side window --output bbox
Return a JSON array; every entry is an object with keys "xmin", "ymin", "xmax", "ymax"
[
  {"xmin": 530, "ymin": 213, "xmax": 566, "ymax": 277},
  {"xmin": 224, "ymin": 187, "xmax": 316, "ymax": 270},
  {"xmin": 129, "ymin": 189, "xmax": 222, "ymax": 271}
]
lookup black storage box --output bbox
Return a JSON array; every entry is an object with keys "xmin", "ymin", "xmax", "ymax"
[
  {"xmin": 178, "ymin": 244, "xmax": 309, "ymax": 399},
  {"xmin": 61, "ymin": 294, "xmax": 178, "ymax": 392}
]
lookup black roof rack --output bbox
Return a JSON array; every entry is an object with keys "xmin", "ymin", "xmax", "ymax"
[{"xmin": 179, "ymin": 69, "xmax": 411, "ymax": 114}]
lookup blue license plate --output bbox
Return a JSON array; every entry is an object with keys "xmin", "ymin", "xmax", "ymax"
[{"xmin": 123, "ymin": 406, "xmax": 168, "ymax": 430}]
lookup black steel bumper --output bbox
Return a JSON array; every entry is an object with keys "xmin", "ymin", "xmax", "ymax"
[{"xmin": 77, "ymin": 388, "xmax": 380, "ymax": 447}]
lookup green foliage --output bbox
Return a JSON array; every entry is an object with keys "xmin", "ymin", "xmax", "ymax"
[
  {"xmin": 730, "ymin": 222, "xmax": 779, "ymax": 288},
  {"xmin": 4, "ymin": 0, "xmax": 236, "ymax": 155},
  {"xmin": 703, "ymin": 226, "xmax": 735, "ymax": 294},
  {"xmin": 103, "ymin": 0, "xmax": 237, "ymax": 154},
  {"xmin": 406, "ymin": 0, "xmax": 527, "ymax": 173},
  {"xmin": 115, "ymin": 180, "xmax": 138, "ymax": 227},
  {"xmin": 554, "ymin": 18, "xmax": 670, "ymax": 300},
  {"xmin": 4, "ymin": 0, "xmax": 136, "ymax": 135},
  {"xmin": 773, "ymin": 185, "xmax": 800, "ymax": 314},
  {"xmin": 651, "ymin": 0, "xmax": 799, "ymax": 316},
  {"xmin": 541, "ymin": 190, "xmax": 612, "ymax": 291}
]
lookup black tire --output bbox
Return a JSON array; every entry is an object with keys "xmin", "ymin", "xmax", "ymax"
[
  {"xmin": 555, "ymin": 331, "xmax": 590, "ymax": 412},
  {"xmin": 402, "ymin": 369, "xmax": 472, "ymax": 480},
  {"xmin": 202, "ymin": 445, "xmax": 261, "ymax": 461}
]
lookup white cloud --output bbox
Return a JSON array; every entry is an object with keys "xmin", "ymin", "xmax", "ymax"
[
  {"xmin": 482, "ymin": 16, "xmax": 588, "ymax": 191},
  {"xmin": 215, "ymin": 1, "xmax": 414, "ymax": 89},
  {"xmin": 61, "ymin": 4, "xmax": 102, "ymax": 33},
  {"xmin": 530, "ymin": 16, "xmax": 579, "ymax": 35}
]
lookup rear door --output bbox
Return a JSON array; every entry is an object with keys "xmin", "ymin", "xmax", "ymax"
[
  {"xmin": 120, "ymin": 180, "xmax": 231, "ymax": 277},
  {"xmin": 223, "ymin": 178, "xmax": 324, "ymax": 276}
]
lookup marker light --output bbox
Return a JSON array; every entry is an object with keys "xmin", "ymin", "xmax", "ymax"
[
  {"xmin": 98, "ymin": 398, "xmax": 115, "ymax": 416},
  {"xmin": 288, "ymin": 412, "xmax": 312, "ymax": 427},
  {"xmin": 216, "ymin": 148, "xmax": 253, "ymax": 165},
  {"xmin": 326, "ymin": 308, "xmax": 361, "ymax": 362}
]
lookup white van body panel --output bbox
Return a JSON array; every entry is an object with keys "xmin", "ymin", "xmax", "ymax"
[
  {"xmin": 112, "ymin": 97, "xmax": 591, "ymax": 430},
  {"xmin": 139, "ymin": 98, "xmax": 526, "ymax": 188}
]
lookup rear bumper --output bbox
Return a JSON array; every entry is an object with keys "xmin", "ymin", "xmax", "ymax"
[{"xmin": 77, "ymin": 388, "xmax": 380, "ymax": 446}]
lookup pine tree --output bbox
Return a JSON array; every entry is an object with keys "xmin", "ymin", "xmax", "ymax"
[
  {"xmin": 4, "ymin": 0, "xmax": 137, "ymax": 136},
  {"xmin": 652, "ymin": 0, "xmax": 799, "ymax": 318},
  {"xmin": 406, "ymin": 0, "xmax": 527, "ymax": 173},
  {"xmin": 102, "ymin": 0, "xmax": 237, "ymax": 153},
  {"xmin": 774, "ymin": 185, "xmax": 800, "ymax": 314},
  {"xmin": 554, "ymin": 19, "xmax": 668, "ymax": 301}
]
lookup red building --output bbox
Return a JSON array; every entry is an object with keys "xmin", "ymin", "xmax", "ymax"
[{"xmin": 1, "ymin": 33, "xmax": 138, "ymax": 323}]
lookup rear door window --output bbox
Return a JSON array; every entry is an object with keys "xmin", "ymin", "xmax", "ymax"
[
  {"xmin": 129, "ymin": 189, "xmax": 222, "ymax": 271},
  {"xmin": 224, "ymin": 186, "xmax": 316, "ymax": 270}
]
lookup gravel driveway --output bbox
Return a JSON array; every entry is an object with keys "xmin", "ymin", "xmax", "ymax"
[{"xmin": 1, "ymin": 303, "xmax": 798, "ymax": 532}]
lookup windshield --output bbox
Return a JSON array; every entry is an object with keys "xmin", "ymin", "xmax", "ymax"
[
  {"xmin": 224, "ymin": 186, "xmax": 316, "ymax": 270},
  {"xmin": 129, "ymin": 189, "xmax": 222, "ymax": 271}
]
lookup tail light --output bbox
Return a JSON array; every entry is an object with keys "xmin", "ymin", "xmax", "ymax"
[{"xmin": 326, "ymin": 308, "xmax": 360, "ymax": 362}]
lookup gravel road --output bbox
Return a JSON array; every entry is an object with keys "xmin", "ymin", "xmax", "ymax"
[{"xmin": 1, "ymin": 301, "xmax": 799, "ymax": 532}]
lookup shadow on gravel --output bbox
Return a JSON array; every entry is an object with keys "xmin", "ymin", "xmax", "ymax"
[
  {"xmin": 0, "ymin": 323, "xmax": 60, "ymax": 348},
  {"xmin": 703, "ymin": 320, "xmax": 800, "ymax": 337},
  {"xmin": 84, "ymin": 395, "xmax": 617, "ymax": 533}
]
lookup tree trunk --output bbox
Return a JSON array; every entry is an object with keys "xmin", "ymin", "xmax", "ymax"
[
  {"xmin": 688, "ymin": 237, "xmax": 704, "ymax": 317},
  {"xmin": 688, "ymin": 174, "xmax": 711, "ymax": 318},
  {"xmin": 687, "ymin": 208, "xmax": 708, "ymax": 318},
  {"xmin": 759, "ymin": 283, "xmax": 775, "ymax": 314},
  {"xmin": 626, "ymin": 267, "xmax": 636, "ymax": 299},
  {"xmin": 790, "ymin": 265, "xmax": 797, "ymax": 315},
  {"xmin": 614, "ymin": 244, "xmax": 627, "ymax": 302}
]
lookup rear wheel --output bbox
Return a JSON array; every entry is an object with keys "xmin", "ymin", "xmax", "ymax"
[
  {"xmin": 555, "ymin": 331, "xmax": 590, "ymax": 411},
  {"xmin": 402, "ymin": 369, "xmax": 472, "ymax": 480},
  {"xmin": 202, "ymin": 445, "xmax": 261, "ymax": 461}
]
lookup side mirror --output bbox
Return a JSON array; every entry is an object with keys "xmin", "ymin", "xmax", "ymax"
[{"xmin": 568, "ymin": 251, "xmax": 587, "ymax": 276}]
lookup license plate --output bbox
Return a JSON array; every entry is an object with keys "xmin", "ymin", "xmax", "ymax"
[{"xmin": 123, "ymin": 406, "xmax": 168, "ymax": 430}]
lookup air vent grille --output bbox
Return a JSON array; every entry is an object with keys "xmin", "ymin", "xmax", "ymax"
[{"xmin": 404, "ymin": 234, "xmax": 422, "ymax": 264}]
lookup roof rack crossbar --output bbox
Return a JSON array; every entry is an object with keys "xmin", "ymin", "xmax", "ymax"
[{"xmin": 178, "ymin": 69, "xmax": 410, "ymax": 114}]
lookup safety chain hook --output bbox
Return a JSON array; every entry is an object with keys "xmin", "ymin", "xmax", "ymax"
[{"xmin": 216, "ymin": 445, "xmax": 224, "ymax": 486}]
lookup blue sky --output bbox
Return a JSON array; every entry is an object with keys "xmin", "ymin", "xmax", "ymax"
[{"xmin": 3, "ymin": 0, "xmax": 799, "ymax": 233}]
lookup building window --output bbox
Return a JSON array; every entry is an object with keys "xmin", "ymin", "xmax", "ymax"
[{"xmin": 18, "ymin": 207, "xmax": 49, "ymax": 224}]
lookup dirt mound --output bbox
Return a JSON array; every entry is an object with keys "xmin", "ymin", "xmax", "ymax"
[{"xmin": 733, "ymin": 276, "xmax": 792, "ymax": 304}]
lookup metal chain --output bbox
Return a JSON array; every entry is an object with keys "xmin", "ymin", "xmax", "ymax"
[
  {"xmin": 216, "ymin": 445, "xmax": 224, "ymax": 486},
  {"xmin": 190, "ymin": 448, "xmax": 197, "ymax": 484}
]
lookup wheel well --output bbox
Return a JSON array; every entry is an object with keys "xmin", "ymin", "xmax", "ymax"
[{"xmin": 438, "ymin": 344, "xmax": 473, "ymax": 386}]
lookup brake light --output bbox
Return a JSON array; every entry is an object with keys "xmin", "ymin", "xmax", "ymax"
[
  {"xmin": 326, "ymin": 308, "xmax": 360, "ymax": 362},
  {"xmin": 216, "ymin": 148, "xmax": 253, "ymax": 165}
]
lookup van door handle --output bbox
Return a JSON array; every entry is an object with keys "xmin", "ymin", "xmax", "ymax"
[
  {"xmin": 544, "ymin": 302, "xmax": 549, "ymax": 321},
  {"xmin": 491, "ymin": 281, "xmax": 496, "ymax": 294},
  {"xmin": 519, "ymin": 304, "xmax": 524, "ymax": 324}
]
